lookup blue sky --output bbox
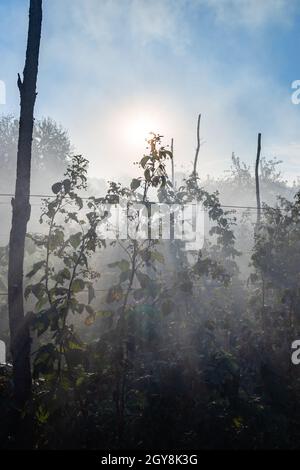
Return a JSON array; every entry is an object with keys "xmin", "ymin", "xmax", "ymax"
[{"xmin": 1, "ymin": 0, "xmax": 300, "ymax": 182}]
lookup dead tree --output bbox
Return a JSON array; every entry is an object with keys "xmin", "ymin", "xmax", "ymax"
[
  {"xmin": 8, "ymin": 0, "xmax": 42, "ymax": 407},
  {"xmin": 255, "ymin": 133, "xmax": 262, "ymax": 226},
  {"xmin": 193, "ymin": 113, "xmax": 201, "ymax": 176}
]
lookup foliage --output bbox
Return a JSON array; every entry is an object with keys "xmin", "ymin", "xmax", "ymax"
[
  {"xmin": 0, "ymin": 115, "xmax": 71, "ymax": 192},
  {"xmin": 1, "ymin": 134, "xmax": 300, "ymax": 450}
]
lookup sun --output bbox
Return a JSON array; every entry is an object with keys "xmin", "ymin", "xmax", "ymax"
[
  {"xmin": 124, "ymin": 113, "xmax": 159, "ymax": 149},
  {"xmin": 107, "ymin": 100, "xmax": 173, "ymax": 159}
]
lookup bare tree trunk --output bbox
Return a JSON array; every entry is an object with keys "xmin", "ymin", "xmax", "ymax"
[
  {"xmin": 193, "ymin": 113, "xmax": 201, "ymax": 176},
  {"xmin": 8, "ymin": 0, "xmax": 42, "ymax": 407},
  {"xmin": 255, "ymin": 132, "xmax": 262, "ymax": 226}
]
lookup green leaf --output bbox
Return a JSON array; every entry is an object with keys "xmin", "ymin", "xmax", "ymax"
[
  {"xmin": 55, "ymin": 267, "xmax": 71, "ymax": 284},
  {"xmin": 76, "ymin": 303, "xmax": 85, "ymax": 314},
  {"xmin": 32, "ymin": 308, "xmax": 52, "ymax": 336},
  {"xmin": 62, "ymin": 179, "xmax": 71, "ymax": 194},
  {"xmin": 26, "ymin": 261, "xmax": 45, "ymax": 279},
  {"xmin": 88, "ymin": 284, "xmax": 95, "ymax": 304},
  {"xmin": 24, "ymin": 285, "xmax": 32, "ymax": 299},
  {"xmin": 69, "ymin": 232, "xmax": 82, "ymax": 249},
  {"xmin": 72, "ymin": 278, "xmax": 85, "ymax": 293},
  {"xmin": 49, "ymin": 229, "xmax": 64, "ymax": 250},
  {"xmin": 0, "ymin": 277, "xmax": 7, "ymax": 291},
  {"xmin": 140, "ymin": 156, "xmax": 150, "ymax": 168},
  {"xmin": 96, "ymin": 310, "xmax": 113, "ymax": 318},
  {"xmin": 233, "ymin": 417, "xmax": 243, "ymax": 429},
  {"xmin": 151, "ymin": 251, "xmax": 165, "ymax": 264},
  {"xmin": 75, "ymin": 196, "xmax": 84, "ymax": 210},
  {"xmin": 85, "ymin": 305, "xmax": 94, "ymax": 315},
  {"xmin": 68, "ymin": 339, "xmax": 85, "ymax": 351},
  {"xmin": 36, "ymin": 406, "xmax": 50, "ymax": 424},
  {"xmin": 119, "ymin": 271, "xmax": 130, "ymax": 283},
  {"xmin": 33, "ymin": 343, "xmax": 57, "ymax": 378},
  {"xmin": 130, "ymin": 178, "xmax": 141, "ymax": 191},
  {"xmin": 35, "ymin": 295, "xmax": 48, "ymax": 311},
  {"xmin": 119, "ymin": 259, "xmax": 130, "ymax": 272},
  {"xmin": 31, "ymin": 283, "xmax": 46, "ymax": 300},
  {"xmin": 52, "ymin": 182, "xmax": 62, "ymax": 194},
  {"xmin": 108, "ymin": 259, "xmax": 130, "ymax": 272},
  {"xmin": 76, "ymin": 376, "xmax": 85, "ymax": 387},
  {"xmin": 136, "ymin": 272, "xmax": 151, "ymax": 289}
]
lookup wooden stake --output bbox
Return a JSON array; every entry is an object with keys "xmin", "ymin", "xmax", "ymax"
[
  {"xmin": 255, "ymin": 132, "xmax": 262, "ymax": 226},
  {"xmin": 193, "ymin": 113, "xmax": 201, "ymax": 176}
]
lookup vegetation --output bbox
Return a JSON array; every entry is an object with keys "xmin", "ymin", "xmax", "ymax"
[
  {"xmin": 2, "ymin": 0, "xmax": 300, "ymax": 452},
  {"xmin": 1, "ymin": 131, "xmax": 300, "ymax": 449}
]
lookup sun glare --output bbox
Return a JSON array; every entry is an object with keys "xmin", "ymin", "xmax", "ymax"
[
  {"xmin": 124, "ymin": 113, "xmax": 160, "ymax": 148},
  {"xmin": 111, "ymin": 102, "xmax": 168, "ymax": 152},
  {"xmin": 106, "ymin": 101, "xmax": 176, "ymax": 166}
]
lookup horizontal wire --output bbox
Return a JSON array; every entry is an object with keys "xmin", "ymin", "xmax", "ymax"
[
  {"xmin": 0, "ymin": 193, "xmax": 280, "ymax": 212},
  {"xmin": 0, "ymin": 287, "xmax": 140, "ymax": 297}
]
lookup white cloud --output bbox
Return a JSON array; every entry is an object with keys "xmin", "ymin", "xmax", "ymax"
[
  {"xmin": 198, "ymin": 0, "xmax": 297, "ymax": 28},
  {"xmin": 129, "ymin": 0, "xmax": 190, "ymax": 51},
  {"xmin": 6, "ymin": 0, "xmax": 300, "ymax": 182},
  {"xmin": 47, "ymin": 0, "xmax": 190, "ymax": 52}
]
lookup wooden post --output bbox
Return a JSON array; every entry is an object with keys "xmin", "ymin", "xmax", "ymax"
[
  {"xmin": 8, "ymin": 0, "xmax": 42, "ymax": 407},
  {"xmin": 193, "ymin": 113, "xmax": 201, "ymax": 176},
  {"xmin": 171, "ymin": 138, "xmax": 175, "ymax": 187},
  {"xmin": 255, "ymin": 133, "xmax": 262, "ymax": 226}
]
